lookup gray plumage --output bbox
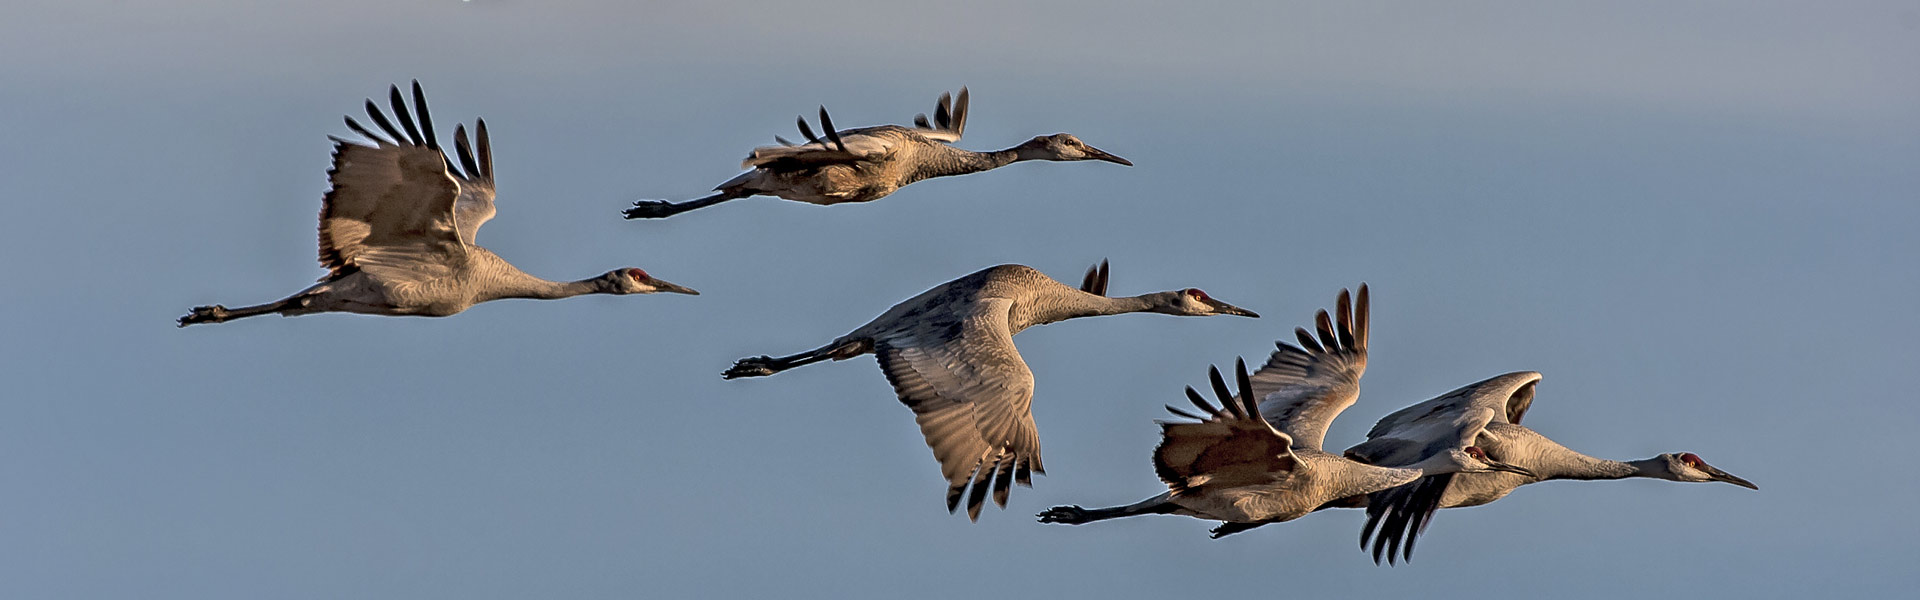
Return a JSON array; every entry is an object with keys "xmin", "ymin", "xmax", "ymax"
[
  {"xmin": 1037, "ymin": 286, "xmax": 1535, "ymax": 536},
  {"xmin": 1352, "ymin": 371, "xmax": 1759, "ymax": 564},
  {"xmin": 179, "ymin": 82, "xmax": 696, "ymax": 327},
  {"xmin": 623, "ymin": 88, "xmax": 1132, "ymax": 219},
  {"xmin": 723, "ymin": 261, "xmax": 1257, "ymax": 521}
]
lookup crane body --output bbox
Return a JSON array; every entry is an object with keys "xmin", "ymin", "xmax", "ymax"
[
  {"xmin": 725, "ymin": 261, "xmax": 1256, "ymax": 520},
  {"xmin": 624, "ymin": 88, "xmax": 1130, "ymax": 219},
  {"xmin": 180, "ymin": 82, "xmax": 694, "ymax": 327}
]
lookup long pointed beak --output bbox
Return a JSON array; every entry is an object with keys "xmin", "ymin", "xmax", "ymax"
[
  {"xmin": 1703, "ymin": 465, "xmax": 1758, "ymax": 490},
  {"xmin": 1084, "ymin": 144, "xmax": 1133, "ymax": 166},
  {"xmin": 650, "ymin": 278, "xmax": 700, "ymax": 295},
  {"xmin": 1485, "ymin": 459, "xmax": 1536, "ymax": 478},
  {"xmin": 1205, "ymin": 298, "xmax": 1259, "ymax": 318}
]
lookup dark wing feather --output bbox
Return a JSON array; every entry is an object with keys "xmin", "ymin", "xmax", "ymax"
[
  {"xmin": 950, "ymin": 87, "xmax": 969, "ymax": 136},
  {"xmin": 817, "ymin": 107, "xmax": 846, "ymax": 152},
  {"xmin": 1361, "ymin": 472, "xmax": 1452, "ymax": 565},
  {"xmin": 453, "ymin": 124, "xmax": 480, "ymax": 179},
  {"xmin": 796, "ymin": 115, "xmax": 822, "ymax": 144},
  {"xmin": 387, "ymin": 86, "xmax": 424, "ymax": 145},
  {"xmin": 1078, "ymin": 259, "xmax": 1109, "ymax": 296},
  {"xmin": 361, "ymin": 98, "xmax": 406, "ymax": 142},
  {"xmin": 409, "ymin": 81, "xmax": 438, "ymax": 150}
]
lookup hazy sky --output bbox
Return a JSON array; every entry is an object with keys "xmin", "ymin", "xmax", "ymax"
[{"xmin": 4, "ymin": 1, "xmax": 1916, "ymax": 598}]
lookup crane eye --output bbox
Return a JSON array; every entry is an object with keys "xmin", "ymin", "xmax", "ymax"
[
  {"xmin": 1186, "ymin": 289, "xmax": 1210, "ymax": 301},
  {"xmin": 1680, "ymin": 453, "xmax": 1704, "ymax": 469}
]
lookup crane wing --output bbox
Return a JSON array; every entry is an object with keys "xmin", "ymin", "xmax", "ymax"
[
  {"xmin": 908, "ymin": 87, "xmax": 968, "ymax": 143},
  {"xmin": 447, "ymin": 120, "xmax": 498, "ymax": 245},
  {"xmin": 321, "ymin": 82, "xmax": 494, "ymax": 280},
  {"xmin": 1246, "ymin": 285, "xmax": 1369, "ymax": 451},
  {"xmin": 745, "ymin": 87, "xmax": 972, "ymax": 168},
  {"xmin": 873, "ymin": 297, "xmax": 1041, "ymax": 521},
  {"xmin": 1346, "ymin": 372, "xmax": 1543, "ymax": 565},
  {"xmin": 742, "ymin": 125, "xmax": 916, "ymax": 169},
  {"xmin": 1358, "ymin": 371, "xmax": 1543, "ymax": 445},
  {"xmin": 1155, "ymin": 361, "xmax": 1299, "ymax": 495}
]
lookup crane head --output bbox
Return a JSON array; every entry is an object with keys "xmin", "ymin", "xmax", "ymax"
[
  {"xmin": 603, "ymin": 268, "xmax": 700, "ymax": 295},
  {"xmin": 1017, "ymin": 134, "xmax": 1132, "ymax": 166},
  {"xmin": 1153, "ymin": 288, "xmax": 1259, "ymax": 318},
  {"xmin": 1659, "ymin": 453, "xmax": 1758, "ymax": 490}
]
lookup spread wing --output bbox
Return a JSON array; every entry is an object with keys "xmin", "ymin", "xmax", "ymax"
[
  {"xmin": 1358, "ymin": 371, "xmax": 1544, "ymax": 446},
  {"xmin": 321, "ymin": 81, "xmax": 495, "ymax": 280},
  {"xmin": 1247, "ymin": 285, "xmax": 1369, "ymax": 450},
  {"xmin": 446, "ymin": 119, "xmax": 497, "ymax": 244},
  {"xmin": 1155, "ymin": 361, "xmax": 1299, "ymax": 495},
  {"xmin": 1347, "ymin": 371, "xmax": 1543, "ymax": 565},
  {"xmin": 873, "ymin": 297, "xmax": 1041, "ymax": 521}
]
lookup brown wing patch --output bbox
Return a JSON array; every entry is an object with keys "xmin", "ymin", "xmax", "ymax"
[{"xmin": 319, "ymin": 82, "xmax": 486, "ymax": 278}]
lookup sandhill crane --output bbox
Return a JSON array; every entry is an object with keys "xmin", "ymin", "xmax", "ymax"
[
  {"xmin": 1036, "ymin": 287, "xmax": 1534, "ymax": 534},
  {"xmin": 622, "ymin": 88, "xmax": 1131, "ymax": 219},
  {"xmin": 1349, "ymin": 372, "xmax": 1758, "ymax": 564},
  {"xmin": 178, "ymin": 82, "xmax": 696, "ymax": 327},
  {"xmin": 723, "ymin": 261, "xmax": 1256, "ymax": 520}
]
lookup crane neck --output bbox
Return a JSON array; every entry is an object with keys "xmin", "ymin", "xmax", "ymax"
[
  {"xmin": 1071, "ymin": 293, "xmax": 1170, "ymax": 318},
  {"xmin": 1016, "ymin": 292, "xmax": 1163, "ymax": 332},
  {"xmin": 482, "ymin": 269, "xmax": 607, "ymax": 301},
  {"xmin": 908, "ymin": 145, "xmax": 1021, "ymax": 183},
  {"xmin": 1542, "ymin": 452, "xmax": 1645, "ymax": 481}
]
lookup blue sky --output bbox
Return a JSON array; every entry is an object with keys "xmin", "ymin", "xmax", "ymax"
[{"xmin": 3, "ymin": 1, "xmax": 1915, "ymax": 597}]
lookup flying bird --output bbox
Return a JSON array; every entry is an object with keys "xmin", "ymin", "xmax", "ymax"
[
  {"xmin": 179, "ymin": 82, "xmax": 696, "ymax": 327},
  {"xmin": 724, "ymin": 261, "xmax": 1256, "ymax": 520},
  {"xmin": 623, "ymin": 88, "xmax": 1131, "ymax": 219},
  {"xmin": 1037, "ymin": 286, "xmax": 1534, "ymax": 535},
  {"xmin": 1350, "ymin": 372, "xmax": 1758, "ymax": 564}
]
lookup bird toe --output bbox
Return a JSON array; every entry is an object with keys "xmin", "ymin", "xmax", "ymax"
[
  {"xmin": 622, "ymin": 200, "xmax": 678, "ymax": 219},
  {"xmin": 1036, "ymin": 505, "xmax": 1087, "ymax": 524}
]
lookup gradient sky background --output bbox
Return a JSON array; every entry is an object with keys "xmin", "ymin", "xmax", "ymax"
[{"xmin": 4, "ymin": 1, "xmax": 1916, "ymax": 597}]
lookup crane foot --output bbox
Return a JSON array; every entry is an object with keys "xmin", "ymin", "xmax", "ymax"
[
  {"xmin": 1036, "ymin": 505, "xmax": 1091, "ymax": 525},
  {"xmin": 178, "ymin": 305, "xmax": 229, "ymax": 327},
  {"xmin": 723, "ymin": 356, "xmax": 779, "ymax": 379},
  {"xmin": 623, "ymin": 200, "xmax": 685, "ymax": 219}
]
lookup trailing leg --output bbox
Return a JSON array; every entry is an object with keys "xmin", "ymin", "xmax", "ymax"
[
  {"xmin": 624, "ymin": 190, "xmax": 747, "ymax": 219},
  {"xmin": 1036, "ymin": 496, "xmax": 1177, "ymax": 525},
  {"xmin": 177, "ymin": 295, "xmax": 308, "ymax": 327},
  {"xmin": 724, "ymin": 339, "xmax": 870, "ymax": 379}
]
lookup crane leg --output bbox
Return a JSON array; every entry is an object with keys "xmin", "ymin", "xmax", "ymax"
[
  {"xmin": 624, "ymin": 191, "xmax": 745, "ymax": 219},
  {"xmin": 723, "ymin": 339, "xmax": 869, "ymax": 379},
  {"xmin": 177, "ymin": 296, "xmax": 306, "ymax": 327},
  {"xmin": 1036, "ymin": 497, "xmax": 1176, "ymax": 525}
]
